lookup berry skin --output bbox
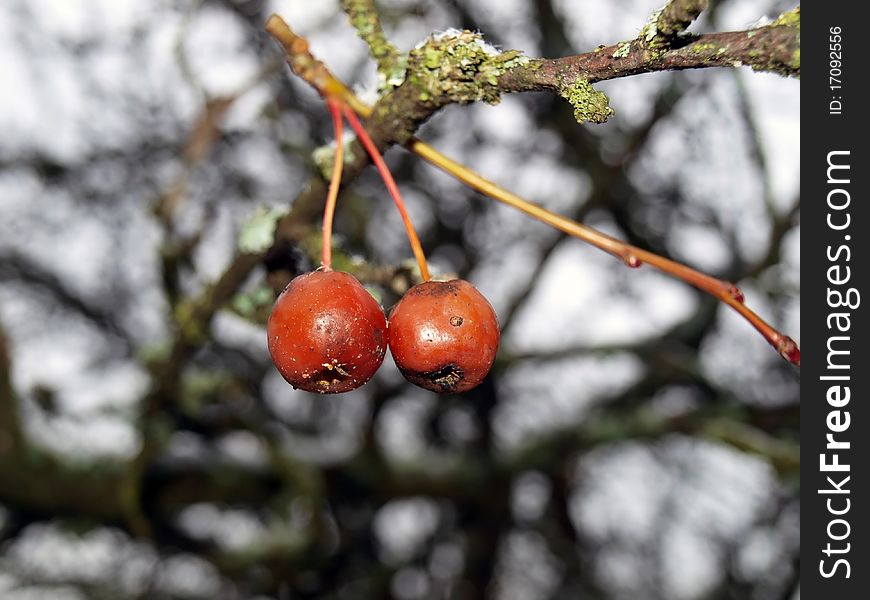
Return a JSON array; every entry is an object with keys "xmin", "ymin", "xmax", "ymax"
[
  {"xmin": 388, "ymin": 279, "xmax": 499, "ymax": 393},
  {"xmin": 267, "ymin": 270, "xmax": 387, "ymax": 394}
]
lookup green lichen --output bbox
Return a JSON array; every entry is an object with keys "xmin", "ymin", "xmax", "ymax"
[
  {"xmin": 559, "ymin": 79, "xmax": 614, "ymax": 125},
  {"xmin": 348, "ymin": 7, "xmax": 377, "ymax": 40},
  {"xmin": 238, "ymin": 205, "xmax": 289, "ymax": 254},
  {"xmin": 745, "ymin": 7, "xmax": 799, "ymax": 78},
  {"xmin": 745, "ymin": 19, "xmax": 801, "ymax": 79},
  {"xmin": 406, "ymin": 30, "xmax": 530, "ymax": 106},
  {"xmin": 690, "ymin": 42, "xmax": 719, "ymax": 54},
  {"xmin": 638, "ymin": 4, "xmax": 665, "ymax": 45},
  {"xmin": 379, "ymin": 56, "xmax": 408, "ymax": 90},
  {"xmin": 773, "ymin": 7, "xmax": 800, "ymax": 30},
  {"xmin": 343, "ymin": 0, "xmax": 406, "ymax": 90},
  {"xmin": 313, "ymin": 140, "xmax": 357, "ymax": 181},
  {"xmin": 612, "ymin": 41, "xmax": 631, "ymax": 58},
  {"xmin": 230, "ymin": 286, "xmax": 275, "ymax": 323}
]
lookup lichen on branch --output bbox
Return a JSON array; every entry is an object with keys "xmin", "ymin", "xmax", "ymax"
[
  {"xmin": 773, "ymin": 6, "xmax": 801, "ymax": 72},
  {"xmin": 406, "ymin": 29, "xmax": 531, "ymax": 107},
  {"xmin": 340, "ymin": 0, "xmax": 406, "ymax": 90},
  {"xmin": 499, "ymin": 5, "xmax": 800, "ymax": 95},
  {"xmin": 652, "ymin": 0, "xmax": 709, "ymax": 42},
  {"xmin": 558, "ymin": 79, "xmax": 614, "ymax": 124},
  {"xmin": 355, "ymin": 28, "xmax": 535, "ymax": 146}
]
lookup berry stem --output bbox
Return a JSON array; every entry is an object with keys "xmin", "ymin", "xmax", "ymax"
[
  {"xmin": 321, "ymin": 98, "xmax": 345, "ymax": 271},
  {"xmin": 342, "ymin": 105, "xmax": 431, "ymax": 282},
  {"xmin": 410, "ymin": 140, "xmax": 799, "ymax": 365}
]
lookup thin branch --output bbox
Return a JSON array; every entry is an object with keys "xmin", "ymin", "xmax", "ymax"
[
  {"xmin": 654, "ymin": 0, "xmax": 709, "ymax": 41},
  {"xmin": 747, "ymin": 198, "xmax": 800, "ymax": 279},
  {"xmin": 499, "ymin": 77, "xmax": 687, "ymax": 333},
  {"xmin": 154, "ymin": 59, "xmax": 284, "ymax": 309},
  {"xmin": 340, "ymin": 0, "xmax": 405, "ymax": 85},
  {"xmin": 0, "ymin": 250, "xmax": 134, "ymax": 352},
  {"xmin": 0, "ymin": 319, "xmax": 24, "ymax": 452},
  {"xmin": 719, "ymin": 27, "xmax": 800, "ymax": 280}
]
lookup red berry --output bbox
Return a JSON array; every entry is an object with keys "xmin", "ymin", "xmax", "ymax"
[
  {"xmin": 388, "ymin": 279, "xmax": 499, "ymax": 393},
  {"xmin": 267, "ymin": 270, "xmax": 387, "ymax": 394}
]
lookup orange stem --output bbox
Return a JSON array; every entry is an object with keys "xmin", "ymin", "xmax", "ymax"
[
  {"xmin": 411, "ymin": 140, "xmax": 800, "ymax": 365},
  {"xmin": 342, "ymin": 105, "xmax": 431, "ymax": 282},
  {"xmin": 321, "ymin": 99, "xmax": 345, "ymax": 270}
]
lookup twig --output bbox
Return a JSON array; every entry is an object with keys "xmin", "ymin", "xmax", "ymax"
[
  {"xmin": 410, "ymin": 141, "xmax": 800, "ymax": 364},
  {"xmin": 654, "ymin": 0, "xmax": 709, "ymax": 41},
  {"xmin": 0, "ymin": 319, "xmax": 24, "ymax": 452},
  {"xmin": 340, "ymin": 0, "xmax": 404, "ymax": 84},
  {"xmin": 0, "ymin": 250, "xmax": 134, "ymax": 352}
]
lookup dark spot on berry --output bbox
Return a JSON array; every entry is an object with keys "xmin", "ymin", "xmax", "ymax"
[
  {"xmin": 313, "ymin": 361, "xmax": 351, "ymax": 391},
  {"xmin": 426, "ymin": 364, "xmax": 463, "ymax": 392},
  {"xmin": 389, "ymin": 279, "xmax": 499, "ymax": 393}
]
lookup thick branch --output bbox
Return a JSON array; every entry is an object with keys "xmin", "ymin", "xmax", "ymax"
[
  {"xmin": 0, "ymin": 389, "xmax": 796, "ymax": 534},
  {"xmin": 0, "ymin": 449, "xmax": 286, "ymax": 526},
  {"xmin": 501, "ymin": 20, "xmax": 800, "ymax": 96},
  {"xmin": 270, "ymin": 8, "xmax": 799, "ymax": 144}
]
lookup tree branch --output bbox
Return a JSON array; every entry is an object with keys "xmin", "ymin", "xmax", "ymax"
[
  {"xmin": 0, "ymin": 250, "xmax": 135, "ymax": 352},
  {"xmin": 340, "ymin": 0, "xmax": 406, "ymax": 89},
  {"xmin": 506, "ymin": 403, "xmax": 798, "ymax": 478},
  {"xmin": 654, "ymin": 0, "xmax": 708, "ymax": 41},
  {"xmin": 502, "ymin": 16, "xmax": 800, "ymax": 97},
  {"xmin": 0, "ymin": 319, "xmax": 24, "ymax": 453}
]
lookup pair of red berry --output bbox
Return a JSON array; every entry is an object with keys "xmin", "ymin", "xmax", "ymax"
[
  {"xmin": 266, "ymin": 96, "xmax": 498, "ymax": 394},
  {"xmin": 267, "ymin": 270, "xmax": 499, "ymax": 394}
]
